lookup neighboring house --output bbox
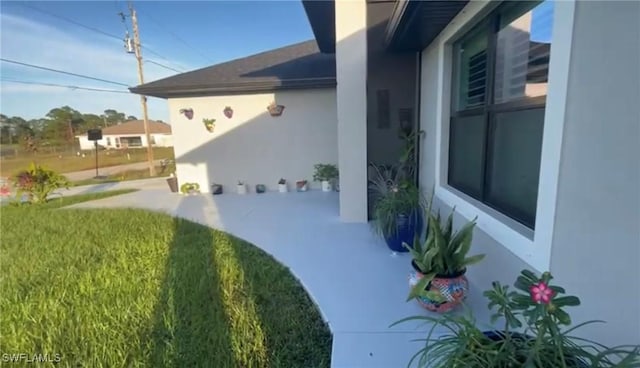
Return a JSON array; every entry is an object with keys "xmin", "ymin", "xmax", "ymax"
[
  {"xmin": 132, "ymin": 0, "xmax": 639, "ymax": 349},
  {"xmin": 76, "ymin": 120, "xmax": 173, "ymax": 150}
]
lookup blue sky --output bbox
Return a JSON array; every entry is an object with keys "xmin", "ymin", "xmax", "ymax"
[{"xmin": 0, "ymin": 1, "xmax": 314, "ymax": 121}]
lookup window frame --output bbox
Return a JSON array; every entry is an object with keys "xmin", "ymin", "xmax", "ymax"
[{"xmin": 448, "ymin": 2, "xmax": 548, "ymax": 229}]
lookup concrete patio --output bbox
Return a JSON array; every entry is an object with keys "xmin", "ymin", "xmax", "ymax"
[{"xmin": 66, "ymin": 179, "xmax": 493, "ymax": 367}]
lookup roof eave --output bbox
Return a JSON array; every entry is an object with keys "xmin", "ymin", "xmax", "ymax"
[
  {"xmin": 301, "ymin": 0, "xmax": 335, "ymax": 53},
  {"xmin": 129, "ymin": 78, "xmax": 337, "ymax": 99}
]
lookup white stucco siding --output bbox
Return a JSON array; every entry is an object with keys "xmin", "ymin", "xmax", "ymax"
[
  {"xmin": 167, "ymin": 88, "xmax": 338, "ymax": 193},
  {"xmin": 418, "ymin": 0, "xmax": 639, "ymax": 348},
  {"xmin": 549, "ymin": 0, "xmax": 640, "ymax": 346},
  {"xmin": 335, "ymin": 0, "xmax": 368, "ymax": 222}
]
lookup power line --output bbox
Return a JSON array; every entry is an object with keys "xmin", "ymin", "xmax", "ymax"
[
  {"xmin": 1, "ymin": 78, "xmax": 131, "ymax": 94},
  {"xmin": 145, "ymin": 59, "xmax": 182, "ymax": 73},
  {"xmin": 17, "ymin": 1, "xmax": 187, "ymax": 73},
  {"xmin": 138, "ymin": 10, "xmax": 211, "ymax": 63},
  {"xmin": 0, "ymin": 58, "xmax": 130, "ymax": 87}
]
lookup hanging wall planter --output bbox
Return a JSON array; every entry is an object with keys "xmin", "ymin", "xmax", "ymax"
[
  {"xmin": 203, "ymin": 118, "xmax": 216, "ymax": 133},
  {"xmin": 180, "ymin": 108, "xmax": 194, "ymax": 120},
  {"xmin": 223, "ymin": 106, "xmax": 233, "ymax": 119},
  {"xmin": 267, "ymin": 101, "xmax": 285, "ymax": 117}
]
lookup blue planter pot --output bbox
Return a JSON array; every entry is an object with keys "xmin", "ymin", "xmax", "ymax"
[{"xmin": 384, "ymin": 212, "xmax": 423, "ymax": 252}]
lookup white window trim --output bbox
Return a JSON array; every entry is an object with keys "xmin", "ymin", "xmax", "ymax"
[{"xmin": 431, "ymin": 0, "xmax": 576, "ymax": 272}]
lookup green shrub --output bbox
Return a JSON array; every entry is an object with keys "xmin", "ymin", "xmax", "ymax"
[{"xmin": 12, "ymin": 162, "xmax": 69, "ymax": 204}]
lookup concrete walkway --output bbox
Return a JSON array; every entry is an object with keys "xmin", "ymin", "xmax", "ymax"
[
  {"xmin": 62, "ymin": 159, "xmax": 164, "ymax": 181},
  {"xmin": 66, "ymin": 182, "xmax": 493, "ymax": 367}
]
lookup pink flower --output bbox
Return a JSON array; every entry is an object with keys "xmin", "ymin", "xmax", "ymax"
[{"xmin": 530, "ymin": 281, "xmax": 555, "ymax": 304}]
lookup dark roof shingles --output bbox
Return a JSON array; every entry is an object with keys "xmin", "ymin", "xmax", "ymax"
[{"xmin": 130, "ymin": 40, "xmax": 336, "ymax": 98}]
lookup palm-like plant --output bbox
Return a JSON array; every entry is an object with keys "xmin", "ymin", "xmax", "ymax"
[{"xmin": 405, "ymin": 208, "xmax": 485, "ymax": 301}]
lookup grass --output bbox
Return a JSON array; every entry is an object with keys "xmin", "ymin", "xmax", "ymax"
[
  {"xmin": 71, "ymin": 165, "xmax": 172, "ymax": 186},
  {"xmin": 0, "ymin": 147, "xmax": 175, "ymax": 177},
  {"xmin": 0, "ymin": 200, "xmax": 332, "ymax": 367}
]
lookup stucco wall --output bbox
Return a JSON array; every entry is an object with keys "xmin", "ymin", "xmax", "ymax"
[
  {"xmin": 335, "ymin": 0, "xmax": 368, "ymax": 222},
  {"xmin": 419, "ymin": 0, "xmax": 639, "ymax": 347},
  {"xmin": 167, "ymin": 88, "xmax": 338, "ymax": 193},
  {"xmin": 549, "ymin": 0, "xmax": 640, "ymax": 346}
]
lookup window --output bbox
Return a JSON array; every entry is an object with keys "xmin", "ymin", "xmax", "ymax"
[
  {"xmin": 449, "ymin": 1, "xmax": 554, "ymax": 228},
  {"xmin": 106, "ymin": 137, "xmax": 111, "ymax": 146}
]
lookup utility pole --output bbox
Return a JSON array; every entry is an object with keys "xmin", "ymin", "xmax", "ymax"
[{"xmin": 128, "ymin": 2, "xmax": 155, "ymax": 176}]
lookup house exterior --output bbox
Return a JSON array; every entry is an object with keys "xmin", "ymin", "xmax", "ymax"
[
  {"xmin": 132, "ymin": 0, "xmax": 639, "ymax": 349},
  {"xmin": 75, "ymin": 120, "xmax": 173, "ymax": 150}
]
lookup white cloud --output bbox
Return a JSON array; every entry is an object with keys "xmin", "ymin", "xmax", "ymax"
[{"xmin": 0, "ymin": 13, "xmax": 189, "ymax": 121}]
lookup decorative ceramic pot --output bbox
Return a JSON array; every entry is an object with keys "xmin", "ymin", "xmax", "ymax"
[
  {"xmin": 256, "ymin": 184, "xmax": 266, "ymax": 193},
  {"xmin": 224, "ymin": 106, "xmax": 233, "ymax": 119},
  {"xmin": 321, "ymin": 180, "xmax": 332, "ymax": 192},
  {"xmin": 237, "ymin": 184, "xmax": 247, "ymax": 195},
  {"xmin": 296, "ymin": 181, "xmax": 308, "ymax": 192},
  {"xmin": 211, "ymin": 184, "xmax": 223, "ymax": 195},
  {"xmin": 267, "ymin": 102, "xmax": 285, "ymax": 117},
  {"xmin": 278, "ymin": 183, "xmax": 287, "ymax": 193},
  {"xmin": 384, "ymin": 211, "xmax": 422, "ymax": 253},
  {"xmin": 180, "ymin": 108, "xmax": 194, "ymax": 120},
  {"xmin": 408, "ymin": 261, "xmax": 468, "ymax": 313}
]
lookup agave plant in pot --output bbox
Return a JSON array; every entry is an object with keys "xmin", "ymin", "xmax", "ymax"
[
  {"xmin": 369, "ymin": 163, "xmax": 424, "ymax": 253},
  {"xmin": 405, "ymin": 208, "xmax": 485, "ymax": 312},
  {"xmin": 392, "ymin": 269, "xmax": 640, "ymax": 367}
]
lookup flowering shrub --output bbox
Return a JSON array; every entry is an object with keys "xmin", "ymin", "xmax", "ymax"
[
  {"xmin": 392, "ymin": 269, "xmax": 640, "ymax": 367},
  {"xmin": 12, "ymin": 163, "xmax": 69, "ymax": 204}
]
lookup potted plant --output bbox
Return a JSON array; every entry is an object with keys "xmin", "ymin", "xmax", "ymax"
[
  {"xmin": 203, "ymin": 118, "xmax": 216, "ymax": 132},
  {"xmin": 255, "ymin": 184, "xmax": 266, "ymax": 194},
  {"xmin": 12, "ymin": 163, "xmax": 69, "ymax": 204},
  {"xmin": 405, "ymin": 207, "xmax": 485, "ymax": 312},
  {"xmin": 369, "ymin": 163, "xmax": 424, "ymax": 253},
  {"xmin": 267, "ymin": 101, "xmax": 285, "ymax": 117},
  {"xmin": 278, "ymin": 178, "xmax": 287, "ymax": 193},
  {"xmin": 296, "ymin": 180, "xmax": 308, "ymax": 192},
  {"xmin": 179, "ymin": 108, "xmax": 194, "ymax": 120},
  {"xmin": 166, "ymin": 173, "xmax": 178, "ymax": 193},
  {"xmin": 313, "ymin": 163, "xmax": 339, "ymax": 192},
  {"xmin": 180, "ymin": 182, "xmax": 200, "ymax": 195},
  {"xmin": 237, "ymin": 180, "xmax": 247, "ymax": 195},
  {"xmin": 211, "ymin": 183, "xmax": 223, "ymax": 195},
  {"xmin": 392, "ymin": 269, "xmax": 640, "ymax": 367}
]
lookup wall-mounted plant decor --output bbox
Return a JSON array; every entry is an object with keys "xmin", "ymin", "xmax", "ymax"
[
  {"xmin": 267, "ymin": 101, "xmax": 285, "ymax": 117},
  {"xmin": 203, "ymin": 118, "xmax": 216, "ymax": 133},
  {"xmin": 179, "ymin": 108, "xmax": 194, "ymax": 120},
  {"xmin": 223, "ymin": 106, "xmax": 233, "ymax": 119}
]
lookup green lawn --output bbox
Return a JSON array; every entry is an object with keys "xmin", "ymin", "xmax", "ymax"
[
  {"xmin": 0, "ymin": 147, "xmax": 175, "ymax": 177},
  {"xmin": 0, "ymin": 198, "xmax": 332, "ymax": 367}
]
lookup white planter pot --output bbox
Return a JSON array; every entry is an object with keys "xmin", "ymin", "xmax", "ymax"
[
  {"xmin": 321, "ymin": 180, "xmax": 332, "ymax": 192},
  {"xmin": 278, "ymin": 184, "xmax": 287, "ymax": 193},
  {"xmin": 237, "ymin": 184, "xmax": 247, "ymax": 195}
]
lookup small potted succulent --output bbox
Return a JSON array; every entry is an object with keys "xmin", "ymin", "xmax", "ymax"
[
  {"xmin": 211, "ymin": 183, "xmax": 223, "ymax": 195},
  {"xmin": 267, "ymin": 101, "xmax": 285, "ymax": 117},
  {"xmin": 180, "ymin": 182, "xmax": 200, "ymax": 195},
  {"xmin": 278, "ymin": 178, "xmax": 287, "ymax": 193},
  {"xmin": 296, "ymin": 180, "xmax": 308, "ymax": 192},
  {"xmin": 313, "ymin": 163, "xmax": 339, "ymax": 192},
  {"xmin": 405, "ymin": 207, "xmax": 485, "ymax": 312},
  {"xmin": 237, "ymin": 180, "xmax": 247, "ymax": 195},
  {"xmin": 203, "ymin": 118, "xmax": 216, "ymax": 132},
  {"xmin": 255, "ymin": 184, "xmax": 266, "ymax": 194},
  {"xmin": 223, "ymin": 106, "xmax": 233, "ymax": 119},
  {"xmin": 392, "ymin": 269, "xmax": 640, "ymax": 367},
  {"xmin": 166, "ymin": 173, "xmax": 178, "ymax": 193}
]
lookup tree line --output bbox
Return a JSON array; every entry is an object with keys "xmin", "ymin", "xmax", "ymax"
[{"xmin": 0, "ymin": 106, "xmax": 155, "ymax": 151}]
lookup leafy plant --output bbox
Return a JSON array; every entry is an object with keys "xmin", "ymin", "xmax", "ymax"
[
  {"xmin": 12, "ymin": 162, "xmax": 69, "ymax": 204},
  {"xmin": 312, "ymin": 164, "xmax": 339, "ymax": 182},
  {"xmin": 392, "ymin": 270, "xmax": 640, "ymax": 368},
  {"xmin": 180, "ymin": 182, "xmax": 200, "ymax": 194},
  {"xmin": 405, "ymin": 208, "xmax": 485, "ymax": 301},
  {"xmin": 368, "ymin": 163, "xmax": 425, "ymax": 237},
  {"xmin": 278, "ymin": 178, "xmax": 286, "ymax": 185},
  {"xmin": 202, "ymin": 118, "xmax": 216, "ymax": 132},
  {"xmin": 237, "ymin": 180, "xmax": 245, "ymax": 186}
]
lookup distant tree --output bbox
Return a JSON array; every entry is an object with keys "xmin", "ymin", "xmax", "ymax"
[
  {"xmin": 103, "ymin": 109, "xmax": 126, "ymax": 126},
  {"xmin": 81, "ymin": 114, "xmax": 103, "ymax": 131},
  {"xmin": 44, "ymin": 106, "xmax": 84, "ymax": 146},
  {"xmin": 126, "ymin": 115, "xmax": 138, "ymax": 121}
]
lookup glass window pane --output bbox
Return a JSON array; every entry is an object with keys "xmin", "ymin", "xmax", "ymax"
[
  {"xmin": 454, "ymin": 27, "xmax": 488, "ymax": 111},
  {"xmin": 448, "ymin": 114, "xmax": 486, "ymax": 198},
  {"xmin": 486, "ymin": 108, "xmax": 544, "ymax": 227},
  {"xmin": 494, "ymin": 1, "xmax": 554, "ymax": 104}
]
